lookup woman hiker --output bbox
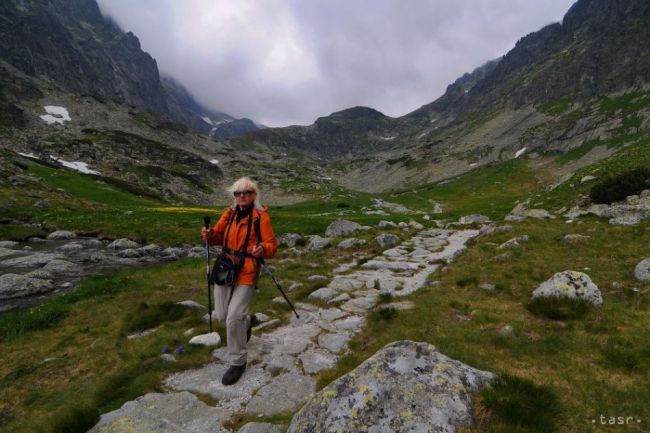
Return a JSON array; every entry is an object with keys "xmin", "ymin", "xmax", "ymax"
[{"xmin": 201, "ymin": 176, "xmax": 278, "ymax": 385}]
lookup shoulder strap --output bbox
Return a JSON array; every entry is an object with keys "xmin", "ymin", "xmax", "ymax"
[
  {"xmin": 255, "ymin": 211, "xmax": 262, "ymax": 243},
  {"xmin": 222, "ymin": 209, "xmax": 236, "ymax": 249},
  {"xmin": 238, "ymin": 210, "xmax": 254, "ymax": 265}
]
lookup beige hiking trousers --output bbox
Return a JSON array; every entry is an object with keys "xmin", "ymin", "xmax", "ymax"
[{"xmin": 213, "ymin": 284, "xmax": 254, "ymax": 366}]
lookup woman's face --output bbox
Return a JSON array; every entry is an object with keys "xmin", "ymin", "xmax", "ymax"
[{"xmin": 234, "ymin": 186, "xmax": 256, "ymax": 208}]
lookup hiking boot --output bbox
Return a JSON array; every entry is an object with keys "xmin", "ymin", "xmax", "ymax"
[
  {"xmin": 246, "ymin": 314, "xmax": 260, "ymax": 342},
  {"xmin": 221, "ymin": 364, "xmax": 246, "ymax": 386}
]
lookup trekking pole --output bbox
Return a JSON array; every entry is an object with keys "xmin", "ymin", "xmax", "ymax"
[
  {"xmin": 203, "ymin": 216, "xmax": 213, "ymax": 332},
  {"xmin": 259, "ymin": 259, "xmax": 300, "ymax": 319}
]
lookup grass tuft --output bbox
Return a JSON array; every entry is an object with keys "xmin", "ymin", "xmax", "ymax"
[
  {"xmin": 526, "ymin": 296, "xmax": 592, "ymax": 320},
  {"xmin": 46, "ymin": 402, "xmax": 99, "ymax": 433},
  {"xmin": 479, "ymin": 374, "xmax": 561, "ymax": 433}
]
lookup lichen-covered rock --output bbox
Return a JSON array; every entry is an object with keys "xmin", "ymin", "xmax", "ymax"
[
  {"xmin": 531, "ymin": 270, "xmax": 603, "ymax": 306},
  {"xmin": 634, "ymin": 258, "xmax": 650, "ymax": 281},
  {"xmin": 287, "ymin": 340, "xmax": 495, "ymax": 433},
  {"xmin": 238, "ymin": 422, "xmax": 286, "ymax": 433},
  {"xmin": 337, "ymin": 238, "xmax": 367, "ymax": 249},
  {"xmin": 87, "ymin": 392, "xmax": 231, "ymax": 433},
  {"xmin": 107, "ymin": 238, "xmax": 140, "ymax": 250},
  {"xmin": 325, "ymin": 219, "xmax": 363, "ymax": 237}
]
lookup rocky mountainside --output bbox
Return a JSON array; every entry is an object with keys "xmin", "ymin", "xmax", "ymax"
[
  {"xmin": 0, "ymin": 0, "xmax": 258, "ymax": 139},
  {"xmin": 227, "ymin": 0, "xmax": 649, "ymax": 192}
]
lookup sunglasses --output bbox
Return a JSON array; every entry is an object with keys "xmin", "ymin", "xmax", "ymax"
[{"xmin": 233, "ymin": 190, "xmax": 254, "ymax": 197}]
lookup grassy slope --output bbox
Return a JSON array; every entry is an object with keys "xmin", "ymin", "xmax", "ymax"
[{"xmin": 1, "ymin": 120, "xmax": 649, "ymax": 432}]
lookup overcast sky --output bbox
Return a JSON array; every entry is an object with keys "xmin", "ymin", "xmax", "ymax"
[{"xmin": 97, "ymin": 0, "xmax": 576, "ymax": 127}]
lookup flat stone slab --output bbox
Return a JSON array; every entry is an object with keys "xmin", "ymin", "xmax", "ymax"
[
  {"xmin": 308, "ymin": 287, "xmax": 338, "ymax": 301},
  {"xmin": 164, "ymin": 363, "xmax": 271, "ymax": 413},
  {"xmin": 300, "ymin": 347, "xmax": 338, "ymax": 374},
  {"xmin": 189, "ymin": 332, "xmax": 221, "ymax": 347},
  {"xmin": 87, "ymin": 391, "xmax": 231, "ymax": 433},
  {"xmin": 1, "ymin": 252, "xmax": 66, "ymax": 268},
  {"xmin": 318, "ymin": 332, "xmax": 351, "ymax": 354},
  {"xmin": 246, "ymin": 372, "xmax": 316, "ymax": 416},
  {"xmin": 340, "ymin": 296, "xmax": 377, "ymax": 313},
  {"xmin": 361, "ymin": 260, "xmax": 421, "ymax": 271}
]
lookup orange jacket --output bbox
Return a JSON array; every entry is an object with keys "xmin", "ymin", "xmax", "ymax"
[{"xmin": 207, "ymin": 205, "xmax": 277, "ymax": 286}]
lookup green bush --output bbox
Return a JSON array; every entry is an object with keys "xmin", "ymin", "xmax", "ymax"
[
  {"xmin": 480, "ymin": 374, "xmax": 561, "ymax": 433},
  {"xmin": 47, "ymin": 402, "xmax": 99, "ymax": 433},
  {"xmin": 526, "ymin": 296, "xmax": 592, "ymax": 320},
  {"xmin": 589, "ymin": 168, "xmax": 650, "ymax": 204}
]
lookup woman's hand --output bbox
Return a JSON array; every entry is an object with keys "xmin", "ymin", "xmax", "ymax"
[
  {"xmin": 201, "ymin": 227, "xmax": 212, "ymax": 242},
  {"xmin": 251, "ymin": 244, "xmax": 264, "ymax": 258}
]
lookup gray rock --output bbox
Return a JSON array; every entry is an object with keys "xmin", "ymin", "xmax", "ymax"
[
  {"xmin": 532, "ymin": 270, "xmax": 603, "ymax": 306},
  {"xmin": 47, "ymin": 230, "xmax": 77, "ymax": 240},
  {"xmin": 325, "ymin": 220, "xmax": 363, "ymax": 237},
  {"xmin": 609, "ymin": 214, "xmax": 642, "ymax": 225},
  {"xmin": 160, "ymin": 354, "xmax": 177, "ymax": 362},
  {"xmin": 375, "ymin": 233, "xmax": 400, "ymax": 249},
  {"xmin": 189, "ymin": 332, "xmax": 221, "ymax": 347},
  {"xmin": 328, "ymin": 293, "xmax": 351, "ymax": 304},
  {"xmin": 329, "ymin": 277, "xmax": 364, "ymax": 292},
  {"xmin": 562, "ymin": 234, "xmax": 591, "ymax": 244},
  {"xmin": 305, "ymin": 235, "xmax": 331, "ymax": 252},
  {"xmin": 337, "ymin": 238, "xmax": 367, "ymax": 249},
  {"xmin": 278, "ymin": 233, "xmax": 303, "ymax": 247},
  {"xmin": 458, "ymin": 214, "xmax": 490, "ymax": 224},
  {"xmin": 479, "ymin": 283, "xmax": 495, "ymax": 291},
  {"xmin": 247, "ymin": 373, "xmax": 316, "ymax": 416},
  {"xmin": 165, "ymin": 363, "xmax": 271, "ymax": 413},
  {"xmin": 497, "ymin": 238, "xmax": 520, "ymax": 249},
  {"xmin": 287, "ymin": 340, "xmax": 495, "ymax": 433},
  {"xmin": 27, "ymin": 237, "xmax": 46, "ymax": 243},
  {"xmin": 307, "ymin": 275, "xmax": 328, "ymax": 282},
  {"xmin": 107, "ymin": 238, "xmax": 140, "ymax": 250},
  {"xmin": 408, "ymin": 219, "xmax": 425, "ymax": 230},
  {"xmin": 56, "ymin": 242, "xmax": 85, "ymax": 253},
  {"xmin": 378, "ymin": 301, "xmax": 415, "ymax": 311},
  {"xmin": 34, "ymin": 200, "xmax": 51, "ymax": 208},
  {"xmin": 26, "ymin": 269, "xmax": 53, "ymax": 280},
  {"xmin": 288, "ymin": 282, "xmax": 303, "ymax": 292},
  {"xmin": 1, "ymin": 252, "xmax": 65, "ymax": 269},
  {"xmin": 79, "ymin": 238, "xmax": 104, "ymax": 248},
  {"xmin": 318, "ymin": 332, "xmax": 351, "ymax": 354},
  {"xmin": 177, "ymin": 300, "xmax": 205, "ymax": 309},
  {"xmin": 299, "ymin": 347, "xmax": 338, "ymax": 374},
  {"xmin": 431, "ymin": 202, "xmax": 443, "ymax": 213},
  {"xmin": 162, "ymin": 247, "xmax": 186, "ymax": 257},
  {"xmin": 398, "ymin": 222, "xmax": 409, "ymax": 229},
  {"xmin": 0, "ymin": 247, "xmax": 25, "ymax": 259},
  {"xmin": 308, "ymin": 287, "xmax": 338, "ymax": 302},
  {"xmin": 497, "ymin": 325, "xmax": 514, "ymax": 336},
  {"xmin": 238, "ymin": 422, "xmax": 286, "ymax": 433},
  {"xmin": 87, "ymin": 392, "xmax": 230, "ymax": 433},
  {"xmin": 581, "ymin": 175, "xmax": 597, "ymax": 183},
  {"xmin": 139, "ymin": 244, "xmax": 163, "ymax": 255},
  {"xmin": 42, "ymin": 259, "xmax": 79, "ymax": 274},
  {"xmin": 0, "ymin": 273, "xmax": 55, "ymax": 299},
  {"xmin": 340, "ymin": 296, "xmax": 377, "ymax": 313},
  {"xmin": 634, "ymin": 258, "xmax": 650, "ymax": 281},
  {"xmin": 0, "ymin": 241, "xmax": 19, "ymax": 248},
  {"xmin": 377, "ymin": 220, "xmax": 397, "ymax": 228},
  {"xmin": 119, "ymin": 248, "xmax": 142, "ymax": 258}
]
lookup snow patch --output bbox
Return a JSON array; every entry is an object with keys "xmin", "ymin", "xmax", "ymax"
[
  {"xmin": 209, "ymin": 159, "xmax": 219, "ymax": 165},
  {"xmin": 51, "ymin": 156, "xmax": 100, "ymax": 175},
  {"xmin": 515, "ymin": 147, "xmax": 527, "ymax": 158},
  {"xmin": 40, "ymin": 106, "xmax": 71, "ymax": 125},
  {"xmin": 378, "ymin": 136, "xmax": 397, "ymax": 141},
  {"xmin": 469, "ymin": 162, "xmax": 478, "ymax": 167},
  {"xmin": 201, "ymin": 116, "xmax": 214, "ymax": 126},
  {"xmin": 18, "ymin": 152, "xmax": 39, "ymax": 159}
]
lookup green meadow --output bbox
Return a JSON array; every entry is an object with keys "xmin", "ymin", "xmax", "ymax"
[{"xmin": 0, "ymin": 135, "xmax": 649, "ymax": 432}]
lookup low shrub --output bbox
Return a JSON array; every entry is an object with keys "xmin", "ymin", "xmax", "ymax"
[{"xmin": 589, "ymin": 167, "xmax": 650, "ymax": 204}]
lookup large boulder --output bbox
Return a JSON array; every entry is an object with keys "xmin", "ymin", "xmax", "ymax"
[
  {"xmin": 287, "ymin": 341, "xmax": 495, "ymax": 433},
  {"xmin": 531, "ymin": 271, "xmax": 603, "ymax": 306},
  {"xmin": 458, "ymin": 214, "xmax": 490, "ymax": 225},
  {"xmin": 326, "ymin": 220, "xmax": 363, "ymax": 237},
  {"xmin": 0, "ymin": 273, "xmax": 55, "ymax": 299},
  {"xmin": 634, "ymin": 258, "xmax": 650, "ymax": 281}
]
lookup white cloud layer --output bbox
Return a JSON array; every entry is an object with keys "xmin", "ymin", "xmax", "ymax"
[{"xmin": 97, "ymin": 0, "xmax": 575, "ymax": 127}]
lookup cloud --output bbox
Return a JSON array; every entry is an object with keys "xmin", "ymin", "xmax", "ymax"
[{"xmin": 97, "ymin": 0, "xmax": 575, "ymax": 127}]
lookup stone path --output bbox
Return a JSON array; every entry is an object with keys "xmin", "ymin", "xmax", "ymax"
[{"xmin": 89, "ymin": 228, "xmax": 480, "ymax": 432}]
